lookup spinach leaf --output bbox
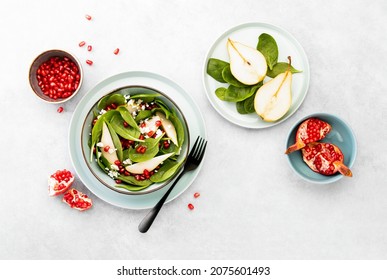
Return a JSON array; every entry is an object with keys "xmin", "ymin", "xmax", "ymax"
[
  {"xmin": 150, "ymin": 159, "xmax": 184, "ymax": 183},
  {"xmin": 266, "ymin": 62, "xmax": 302, "ymax": 78},
  {"xmin": 224, "ymin": 85, "xmax": 253, "ymax": 102},
  {"xmin": 97, "ymin": 93, "xmax": 126, "ymax": 110},
  {"xmin": 117, "ymin": 106, "xmax": 140, "ymax": 131},
  {"xmin": 154, "ymin": 100, "xmax": 171, "ymax": 119},
  {"xmin": 207, "ymin": 58, "xmax": 229, "ymax": 83},
  {"xmin": 106, "ymin": 121, "xmax": 123, "ymax": 162},
  {"xmin": 168, "ymin": 112, "xmax": 185, "ymax": 147},
  {"xmin": 135, "ymin": 110, "xmax": 152, "ymax": 122},
  {"xmin": 109, "ymin": 114, "xmax": 143, "ymax": 142},
  {"xmin": 236, "ymin": 101, "xmax": 248, "ymax": 114},
  {"xmin": 117, "ymin": 175, "xmax": 153, "ymax": 187},
  {"xmin": 128, "ymin": 137, "xmax": 161, "ymax": 162},
  {"xmin": 257, "ymin": 33, "xmax": 278, "ymax": 70},
  {"xmin": 222, "ymin": 65, "xmax": 247, "ymax": 87},
  {"xmin": 215, "ymin": 87, "xmax": 227, "ymax": 101},
  {"xmin": 243, "ymin": 93, "xmax": 256, "ymax": 114},
  {"xmin": 130, "ymin": 93, "xmax": 160, "ymax": 103}
]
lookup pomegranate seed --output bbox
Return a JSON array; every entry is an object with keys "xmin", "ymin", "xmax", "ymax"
[
  {"xmin": 114, "ymin": 160, "xmax": 121, "ymax": 166},
  {"xmin": 103, "ymin": 145, "xmax": 110, "ymax": 152},
  {"xmin": 194, "ymin": 192, "xmax": 200, "ymax": 198},
  {"xmin": 79, "ymin": 41, "xmax": 86, "ymax": 47},
  {"xmin": 155, "ymin": 120, "xmax": 162, "ymax": 127},
  {"xmin": 139, "ymin": 135, "xmax": 145, "ymax": 140},
  {"xmin": 188, "ymin": 203, "xmax": 194, "ymax": 210},
  {"xmin": 123, "ymin": 121, "xmax": 129, "ymax": 127},
  {"xmin": 140, "ymin": 122, "xmax": 146, "ymax": 128},
  {"xmin": 57, "ymin": 106, "xmax": 64, "ymax": 113},
  {"xmin": 111, "ymin": 103, "xmax": 117, "ymax": 109},
  {"xmin": 87, "ymin": 45, "xmax": 92, "ymax": 51},
  {"xmin": 113, "ymin": 48, "xmax": 120, "ymax": 55},
  {"xmin": 86, "ymin": 59, "xmax": 93, "ymax": 66},
  {"xmin": 163, "ymin": 141, "xmax": 170, "ymax": 149},
  {"xmin": 115, "ymin": 179, "xmax": 122, "ymax": 184},
  {"xmin": 85, "ymin": 14, "xmax": 92, "ymax": 20},
  {"xmin": 147, "ymin": 131, "xmax": 154, "ymax": 137}
]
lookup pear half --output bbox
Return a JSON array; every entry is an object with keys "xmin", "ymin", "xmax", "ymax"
[
  {"xmin": 227, "ymin": 39, "xmax": 267, "ymax": 85},
  {"xmin": 125, "ymin": 153, "xmax": 174, "ymax": 174},
  {"xmin": 254, "ymin": 70, "xmax": 292, "ymax": 122},
  {"xmin": 101, "ymin": 122, "xmax": 119, "ymax": 164}
]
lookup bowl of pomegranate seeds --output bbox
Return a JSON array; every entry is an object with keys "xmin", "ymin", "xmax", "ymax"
[
  {"xmin": 285, "ymin": 113, "xmax": 357, "ymax": 184},
  {"xmin": 29, "ymin": 49, "xmax": 83, "ymax": 103},
  {"xmin": 81, "ymin": 85, "xmax": 190, "ymax": 195}
]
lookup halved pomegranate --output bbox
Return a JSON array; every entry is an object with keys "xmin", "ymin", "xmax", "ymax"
[
  {"xmin": 302, "ymin": 142, "xmax": 352, "ymax": 177},
  {"xmin": 286, "ymin": 118, "xmax": 331, "ymax": 154},
  {"xmin": 48, "ymin": 169, "xmax": 75, "ymax": 196},
  {"xmin": 62, "ymin": 188, "xmax": 93, "ymax": 211}
]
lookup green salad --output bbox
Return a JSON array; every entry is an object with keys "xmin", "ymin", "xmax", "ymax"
[{"xmin": 89, "ymin": 88, "xmax": 186, "ymax": 191}]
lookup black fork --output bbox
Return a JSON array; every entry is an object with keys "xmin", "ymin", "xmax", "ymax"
[{"xmin": 138, "ymin": 136, "xmax": 207, "ymax": 233}]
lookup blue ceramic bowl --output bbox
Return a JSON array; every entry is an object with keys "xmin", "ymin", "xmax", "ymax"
[{"xmin": 285, "ymin": 113, "xmax": 357, "ymax": 184}]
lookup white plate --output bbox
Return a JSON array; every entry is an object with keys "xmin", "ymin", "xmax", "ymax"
[
  {"xmin": 69, "ymin": 71, "xmax": 207, "ymax": 210},
  {"xmin": 203, "ymin": 22, "xmax": 310, "ymax": 128}
]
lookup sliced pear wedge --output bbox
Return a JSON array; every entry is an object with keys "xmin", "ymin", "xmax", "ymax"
[
  {"xmin": 155, "ymin": 112, "xmax": 178, "ymax": 146},
  {"xmin": 227, "ymin": 38, "xmax": 267, "ymax": 85},
  {"xmin": 254, "ymin": 57, "xmax": 293, "ymax": 122},
  {"xmin": 125, "ymin": 152, "xmax": 174, "ymax": 174},
  {"xmin": 101, "ymin": 122, "xmax": 119, "ymax": 164},
  {"xmin": 254, "ymin": 71, "xmax": 292, "ymax": 122}
]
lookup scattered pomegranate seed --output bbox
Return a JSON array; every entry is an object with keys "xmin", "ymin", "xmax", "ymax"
[
  {"xmin": 115, "ymin": 179, "xmax": 122, "ymax": 184},
  {"xmin": 194, "ymin": 192, "xmax": 200, "ymax": 198},
  {"xmin": 79, "ymin": 41, "xmax": 86, "ymax": 47},
  {"xmin": 36, "ymin": 56, "xmax": 80, "ymax": 100},
  {"xmin": 86, "ymin": 59, "xmax": 93, "ymax": 66},
  {"xmin": 136, "ymin": 146, "xmax": 147, "ymax": 154},
  {"xmin": 85, "ymin": 14, "xmax": 92, "ymax": 20},
  {"xmin": 103, "ymin": 145, "xmax": 110, "ymax": 152},
  {"xmin": 111, "ymin": 103, "xmax": 117, "ymax": 109},
  {"xmin": 113, "ymin": 48, "xmax": 120, "ymax": 55},
  {"xmin": 163, "ymin": 141, "xmax": 170, "ymax": 149},
  {"xmin": 114, "ymin": 160, "xmax": 121, "ymax": 166},
  {"xmin": 139, "ymin": 135, "xmax": 145, "ymax": 140},
  {"xmin": 87, "ymin": 45, "xmax": 92, "ymax": 51},
  {"xmin": 188, "ymin": 203, "xmax": 194, "ymax": 210},
  {"xmin": 123, "ymin": 121, "xmax": 129, "ymax": 127},
  {"xmin": 57, "ymin": 106, "xmax": 64, "ymax": 113},
  {"xmin": 155, "ymin": 120, "xmax": 162, "ymax": 127}
]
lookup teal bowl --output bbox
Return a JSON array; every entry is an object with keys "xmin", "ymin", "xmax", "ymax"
[{"xmin": 285, "ymin": 113, "xmax": 357, "ymax": 184}]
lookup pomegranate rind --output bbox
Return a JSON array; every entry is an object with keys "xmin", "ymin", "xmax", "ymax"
[
  {"xmin": 62, "ymin": 188, "xmax": 93, "ymax": 211},
  {"xmin": 48, "ymin": 173, "xmax": 74, "ymax": 196}
]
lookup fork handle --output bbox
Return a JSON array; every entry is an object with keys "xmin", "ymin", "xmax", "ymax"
[{"xmin": 138, "ymin": 168, "xmax": 185, "ymax": 233}]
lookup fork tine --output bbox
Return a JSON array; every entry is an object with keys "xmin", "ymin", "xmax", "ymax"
[
  {"xmin": 193, "ymin": 137, "xmax": 203, "ymax": 159},
  {"xmin": 197, "ymin": 140, "xmax": 207, "ymax": 163},
  {"xmin": 189, "ymin": 136, "xmax": 201, "ymax": 157}
]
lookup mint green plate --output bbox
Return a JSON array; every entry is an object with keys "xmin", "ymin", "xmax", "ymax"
[
  {"xmin": 203, "ymin": 22, "xmax": 310, "ymax": 128},
  {"xmin": 69, "ymin": 71, "xmax": 206, "ymax": 209}
]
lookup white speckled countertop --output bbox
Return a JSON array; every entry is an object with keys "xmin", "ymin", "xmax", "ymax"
[{"xmin": 1, "ymin": 0, "xmax": 387, "ymax": 259}]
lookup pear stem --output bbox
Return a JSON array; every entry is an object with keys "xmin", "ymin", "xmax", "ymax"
[{"xmin": 287, "ymin": 56, "xmax": 292, "ymax": 71}]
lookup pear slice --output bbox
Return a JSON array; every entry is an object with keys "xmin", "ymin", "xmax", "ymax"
[
  {"xmin": 155, "ymin": 112, "xmax": 178, "ymax": 146},
  {"xmin": 227, "ymin": 38, "xmax": 267, "ymax": 85},
  {"xmin": 254, "ymin": 69, "xmax": 292, "ymax": 122},
  {"xmin": 125, "ymin": 152, "xmax": 174, "ymax": 174},
  {"xmin": 101, "ymin": 122, "xmax": 119, "ymax": 164}
]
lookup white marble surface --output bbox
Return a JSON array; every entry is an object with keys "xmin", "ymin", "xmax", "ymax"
[{"xmin": 1, "ymin": 0, "xmax": 387, "ymax": 259}]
